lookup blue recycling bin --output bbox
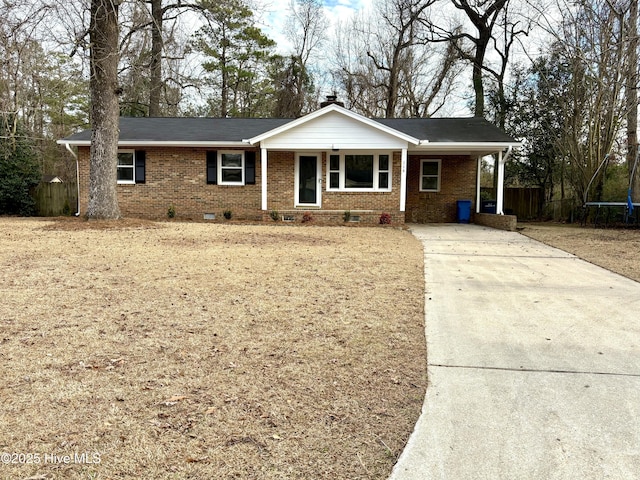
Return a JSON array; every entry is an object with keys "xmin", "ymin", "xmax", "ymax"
[{"xmin": 457, "ymin": 200, "xmax": 472, "ymax": 224}]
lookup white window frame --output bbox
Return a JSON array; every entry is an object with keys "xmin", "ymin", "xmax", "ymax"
[
  {"xmin": 325, "ymin": 151, "xmax": 392, "ymax": 192},
  {"xmin": 378, "ymin": 154, "xmax": 391, "ymax": 189},
  {"xmin": 218, "ymin": 150, "xmax": 245, "ymax": 186},
  {"xmin": 117, "ymin": 150, "xmax": 136, "ymax": 185},
  {"xmin": 420, "ymin": 159, "xmax": 441, "ymax": 192}
]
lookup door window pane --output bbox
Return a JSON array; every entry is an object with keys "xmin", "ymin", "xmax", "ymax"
[{"xmin": 299, "ymin": 156, "xmax": 317, "ymax": 203}]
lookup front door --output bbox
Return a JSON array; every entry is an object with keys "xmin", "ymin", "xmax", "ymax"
[{"xmin": 296, "ymin": 154, "xmax": 321, "ymax": 207}]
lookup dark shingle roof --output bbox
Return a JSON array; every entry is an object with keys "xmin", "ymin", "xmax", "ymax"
[
  {"xmin": 62, "ymin": 117, "xmax": 293, "ymax": 143},
  {"xmin": 376, "ymin": 117, "xmax": 516, "ymax": 143},
  {"xmin": 61, "ymin": 116, "xmax": 517, "ymax": 144}
]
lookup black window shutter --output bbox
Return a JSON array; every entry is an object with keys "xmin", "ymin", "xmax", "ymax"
[
  {"xmin": 135, "ymin": 150, "xmax": 146, "ymax": 184},
  {"xmin": 206, "ymin": 151, "xmax": 217, "ymax": 184},
  {"xmin": 245, "ymin": 151, "xmax": 256, "ymax": 185}
]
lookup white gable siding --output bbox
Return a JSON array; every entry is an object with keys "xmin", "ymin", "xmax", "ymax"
[{"xmin": 259, "ymin": 111, "xmax": 409, "ymax": 150}]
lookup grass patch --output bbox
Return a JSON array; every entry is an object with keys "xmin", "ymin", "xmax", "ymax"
[
  {"xmin": 0, "ymin": 218, "xmax": 426, "ymax": 479},
  {"xmin": 520, "ymin": 222, "xmax": 640, "ymax": 282}
]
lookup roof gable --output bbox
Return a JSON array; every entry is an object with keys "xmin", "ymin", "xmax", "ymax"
[{"xmin": 248, "ymin": 104, "xmax": 419, "ymax": 148}]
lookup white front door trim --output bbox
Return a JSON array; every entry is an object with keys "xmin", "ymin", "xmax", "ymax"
[{"xmin": 295, "ymin": 153, "xmax": 322, "ymax": 207}]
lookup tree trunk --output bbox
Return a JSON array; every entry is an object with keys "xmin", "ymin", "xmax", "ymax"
[
  {"xmin": 473, "ymin": 32, "xmax": 490, "ymax": 117},
  {"xmin": 149, "ymin": 0, "xmax": 163, "ymax": 117},
  {"xmin": 628, "ymin": 0, "xmax": 640, "ymax": 202},
  {"xmin": 220, "ymin": 41, "xmax": 228, "ymax": 117},
  {"xmin": 87, "ymin": 0, "xmax": 121, "ymax": 219}
]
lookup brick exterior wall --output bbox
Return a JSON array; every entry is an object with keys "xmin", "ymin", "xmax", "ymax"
[
  {"xmin": 78, "ymin": 146, "xmax": 263, "ymax": 220},
  {"xmin": 405, "ymin": 154, "xmax": 478, "ymax": 223},
  {"xmin": 76, "ymin": 147, "xmax": 408, "ymax": 224}
]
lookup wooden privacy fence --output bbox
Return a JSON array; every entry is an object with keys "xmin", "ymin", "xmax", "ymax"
[
  {"xmin": 33, "ymin": 183, "xmax": 78, "ymax": 216},
  {"xmin": 481, "ymin": 187, "xmax": 542, "ymax": 219},
  {"xmin": 543, "ymin": 198, "xmax": 577, "ymax": 222}
]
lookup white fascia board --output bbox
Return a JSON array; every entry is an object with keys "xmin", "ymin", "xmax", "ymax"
[
  {"xmin": 56, "ymin": 140, "xmax": 250, "ymax": 147},
  {"xmin": 247, "ymin": 103, "xmax": 420, "ymax": 145},
  {"xmin": 411, "ymin": 142, "xmax": 522, "ymax": 154}
]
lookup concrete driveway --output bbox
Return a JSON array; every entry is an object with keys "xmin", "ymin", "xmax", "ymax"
[{"xmin": 390, "ymin": 224, "xmax": 640, "ymax": 480}]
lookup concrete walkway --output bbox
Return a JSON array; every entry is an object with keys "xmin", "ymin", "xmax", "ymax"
[{"xmin": 390, "ymin": 224, "xmax": 640, "ymax": 480}]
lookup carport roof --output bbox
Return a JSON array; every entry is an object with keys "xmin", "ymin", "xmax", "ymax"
[{"xmin": 378, "ymin": 117, "xmax": 516, "ymax": 143}]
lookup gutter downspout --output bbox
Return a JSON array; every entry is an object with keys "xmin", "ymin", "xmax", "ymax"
[
  {"xmin": 64, "ymin": 142, "xmax": 80, "ymax": 216},
  {"xmin": 502, "ymin": 146, "xmax": 514, "ymax": 169}
]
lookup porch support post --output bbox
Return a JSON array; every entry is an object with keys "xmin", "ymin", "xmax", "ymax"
[
  {"xmin": 261, "ymin": 147, "xmax": 268, "ymax": 211},
  {"xmin": 496, "ymin": 150, "xmax": 505, "ymax": 215},
  {"xmin": 400, "ymin": 148, "xmax": 408, "ymax": 212},
  {"xmin": 476, "ymin": 156, "xmax": 482, "ymax": 213}
]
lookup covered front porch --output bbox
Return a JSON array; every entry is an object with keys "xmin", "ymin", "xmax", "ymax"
[{"xmin": 245, "ymin": 103, "xmax": 519, "ymax": 225}]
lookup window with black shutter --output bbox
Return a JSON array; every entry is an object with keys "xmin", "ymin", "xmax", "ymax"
[
  {"xmin": 245, "ymin": 151, "xmax": 256, "ymax": 185},
  {"xmin": 206, "ymin": 151, "xmax": 217, "ymax": 184},
  {"xmin": 135, "ymin": 150, "xmax": 146, "ymax": 184},
  {"xmin": 207, "ymin": 150, "xmax": 255, "ymax": 185}
]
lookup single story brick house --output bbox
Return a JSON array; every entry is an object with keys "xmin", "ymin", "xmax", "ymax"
[{"xmin": 58, "ymin": 101, "xmax": 520, "ymax": 224}]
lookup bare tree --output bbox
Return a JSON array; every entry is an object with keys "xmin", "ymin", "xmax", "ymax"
[
  {"xmin": 145, "ymin": 0, "xmax": 204, "ymax": 116},
  {"xmin": 332, "ymin": 0, "xmax": 460, "ymax": 118},
  {"xmin": 86, "ymin": 0, "xmax": 121, "ymax": 219},
  {"xmin": 484, "ymin": 3, "xmax": 531, "ymax": 129},
  {"xmin": 367, "ymin": 0, "xmax": 436, "ymax": 117},
  {"xmin": 552, "ymin": 0, "xmax": 627, "ymax": 203},
  {"xmin": 426, "ymin": 0, "xmax": 510, "ymax": 117},
  {"xmin": 115, "ymin": 0, "xmax": 202, "ymax": 116},
  {"xmin": 625, "ymin": 0, "xmax": 640, "ymax": 202},
  {"xmin": 275, "ymin": 0, "xmax": 328, "ymax": 116}
]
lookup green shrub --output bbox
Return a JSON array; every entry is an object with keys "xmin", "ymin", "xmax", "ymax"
[{"xmin": 0, "ymin": 116, "xmax": 41, "ymax": 215}]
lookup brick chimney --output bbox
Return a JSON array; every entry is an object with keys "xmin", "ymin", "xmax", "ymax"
[{"xmin": 320, "ymin": 94, "xmax": 345, "ymax": 108}]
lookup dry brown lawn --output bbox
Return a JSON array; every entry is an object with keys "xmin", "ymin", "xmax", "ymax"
[
  {"xmin": 520, "ymin": 222, "xmax": 640, "ymax": 282},
  {"xmin": 0, "ymin": 218, "xmax": 426, "ymax": 480}
]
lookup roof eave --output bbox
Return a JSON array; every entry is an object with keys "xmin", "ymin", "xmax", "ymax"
[
  {"xmin": 56, "ymin": 140, "xmax": 251, "ymax": 147},
  {"xmin": 412, "ymin": 141, "xmax": 522, "ymax": 154}
]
